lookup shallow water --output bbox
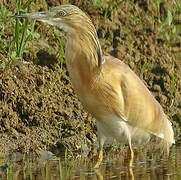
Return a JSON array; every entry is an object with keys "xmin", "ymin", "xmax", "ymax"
[{"xmin": 0, "ymin": 146, "xmax": 181, "ymax": 180}]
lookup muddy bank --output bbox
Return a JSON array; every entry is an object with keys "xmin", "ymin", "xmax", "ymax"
[
  {"xmin": 0, "ymin": 62, "xmax": 96, "ymax": 154},
  {"xmin": 0, "ymin": 0, "xmax": 180, "ymax": 155}
]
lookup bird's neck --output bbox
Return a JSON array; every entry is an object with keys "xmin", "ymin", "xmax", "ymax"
[
  {"xmin": 66, "ymin": 29, "xmax": 103, "ymax": 67},
  {"xmin": 65, "ymin": 30, "xmax": 103, "ymax": 88}
]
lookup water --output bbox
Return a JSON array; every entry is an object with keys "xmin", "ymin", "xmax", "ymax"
[{"xmin": 0, "ymin": 146, "xmax": 180, "ymax": 180}]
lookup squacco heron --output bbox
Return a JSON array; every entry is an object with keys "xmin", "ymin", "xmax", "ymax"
[{"xmin": 15, "ymin": 4, "xmax": 175, "ymax": 168}]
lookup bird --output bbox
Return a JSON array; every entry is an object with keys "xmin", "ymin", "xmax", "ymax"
[{"xmin": 15, "ymin": 4, "xmax": 175, "ymax": 168}]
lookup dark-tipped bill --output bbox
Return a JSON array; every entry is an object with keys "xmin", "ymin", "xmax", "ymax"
[{"xmin": 14, "ymin": 11, "xmax": 48, "ymax": 20}]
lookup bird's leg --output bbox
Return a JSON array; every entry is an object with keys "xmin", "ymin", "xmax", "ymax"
[
  {"xmin": 94, "ymin": 123, "xmax": 106, "ymax": 169},
  {"xmin": 128, "ymin": 166, "xmax": 135, "ymax": 180},
  {"xmin": 121, "ymin": 122, "xmax": 134, "ymax": 167},
  {"xmin": 94, "ymin": 145, "xmax": 103, "ymax": 169},
  {"xmin": 94, "ymin": 168, "xmax": 103, "ymax": 180},
  {"xmin": 164, "ymin": 141, "xmax": 171, "ymax": 157},
  {"xmin": 127, "ymin": 141, "xmax": 134, "ymax": 167}
]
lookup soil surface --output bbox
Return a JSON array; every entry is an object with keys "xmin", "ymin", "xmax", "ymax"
[{"xmin": 0, "ymin": 0, "xmax": 180, "ymax": 156}]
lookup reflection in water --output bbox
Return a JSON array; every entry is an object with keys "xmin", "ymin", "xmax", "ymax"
[{"xmin": 0, "ymin": 146, "xmax": 181, "ymax": 180}]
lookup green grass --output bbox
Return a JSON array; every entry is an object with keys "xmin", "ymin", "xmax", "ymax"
[
  {"xmin": 0, "ymin": 0, "xmax": 39, "ymax": 69},
  {"xmin": 0, "ymin": 0, "xmax": 40, "ymax": 63},
  {"xmin": 141, "ymin": 62, "xmax": 154, "ymax": 75},
  {"xmin": 53, "ymin": 28, "xmax": 66, "ymax": 69},
  {"xmin": 92, "ymin": 0, "xmax": 119, "ymax": 19},
  {"xmin": 14, "ymin": 0, "xmax": 38, "ymax": 59},
  {"xmin": 155, "ymin": 0, "xmax": 181, "ymax": 44},
  {"xmin": 0, "ymin": 5, "xmax": 12, "ymax": 69},
  {"xmin": 93, "ymin": 0, "xmax": 180, "ymax": 44},
  {"xmin": 170, "ymin": 71, "xmax": 178, "ymax": 96}
]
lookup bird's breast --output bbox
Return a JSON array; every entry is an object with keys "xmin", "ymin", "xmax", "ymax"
[
  {"xmin": 67, "ymin": 62, "xmax": 125, "ymax": 120},
  {"xmin": 74, "ymin": 81, "xmax": 124, "ymax": 121}
]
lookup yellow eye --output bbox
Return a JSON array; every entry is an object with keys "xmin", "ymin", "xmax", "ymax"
[{"xmin": 55, "ymin": 10, "xmax": 66, "ymax": 17}]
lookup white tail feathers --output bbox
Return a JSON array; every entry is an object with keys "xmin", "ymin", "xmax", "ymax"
[
  {"xmin": 158, "ymin": 115, "xmax": 175, "ymax": 155},
  {"xmin": 162, "ymin": 116, "xmax": 175, "ymax": 145},
  {"xmin": 150, "ymin": 113, "xmax": 175, "ymax": 146},
  {"xmin": 148, "ymin": 113, "xmax": 174, "ymax": 156}
]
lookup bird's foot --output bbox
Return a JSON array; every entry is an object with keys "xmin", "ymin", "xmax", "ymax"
[
  {"xmin": 94, "ymin": 149, "xmax": 103, "ymax": 169},
  {"xmin": 94, "ymin": 161, "xmax": 101, "ymax": 169}
]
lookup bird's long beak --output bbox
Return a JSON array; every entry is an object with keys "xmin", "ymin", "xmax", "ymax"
[
  {"xmin": 14, "ymin": 11, "xmax": 48, "ymax": 20},
  {"xmin": 13, "ymin": 10, "xmax": 61, "ymax": 28}
]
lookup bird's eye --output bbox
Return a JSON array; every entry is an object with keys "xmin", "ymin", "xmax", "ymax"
[{"xmin": 55, "ymin": 10, "xmax": 66, "ymax": 17}]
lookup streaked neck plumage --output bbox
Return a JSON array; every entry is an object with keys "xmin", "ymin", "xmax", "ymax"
[{"xmin": 65, "ymin": 19, "xmax": 104, "ymax": 74}]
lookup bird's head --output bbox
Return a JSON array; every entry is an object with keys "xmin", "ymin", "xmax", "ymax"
[
  {"xmin": 15, "ymin": 4, "xmax": 93, "ymax": 34},
  {"xmin": 15, "ymin": 4, "xmax": 104, "ymax": 66}
]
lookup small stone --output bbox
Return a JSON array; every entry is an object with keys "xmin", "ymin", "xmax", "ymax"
[{"xmin": 153, "ymin": 84, "xmax": 161, "ymax": 92}]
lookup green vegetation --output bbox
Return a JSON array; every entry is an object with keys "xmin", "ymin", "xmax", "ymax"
[
  {"xmin": 14, "ymin": 0, "xmax": 35, "ymax": 59},
  {"xmin": 92, "ymin": 0, "xmax": 119, "ymax": 18},
  {"xmin": 92, "ymin": 0, "xmax": 180, "ymax": 44},
  {"xmin": 141, "ymin": 62, "xmax": 154, "ymax": 75},
  {"xmin": 156, "ymin": 0, "xmax": 181, "ymax": 44},
  {"xmin": 0, "ymin": 0, "xmax": 65, "ymax": 69},
  {"xmin": 53, "ymin": 28, "xmax": 66, "ymax": 68},
  {"xmin": 0, "ymin": 0, "xmax": 179, "ymax": 69},
  {"xmin": 170, "ymin": 71, "xmax": 178, "ymax": 96},
  {"xmin": 0, "ymin": 0, "xmax": 38, "ymax": 68},
  {"xmin": 0, "ymin": 5, "xmax": 12, "ymax": 69}
]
